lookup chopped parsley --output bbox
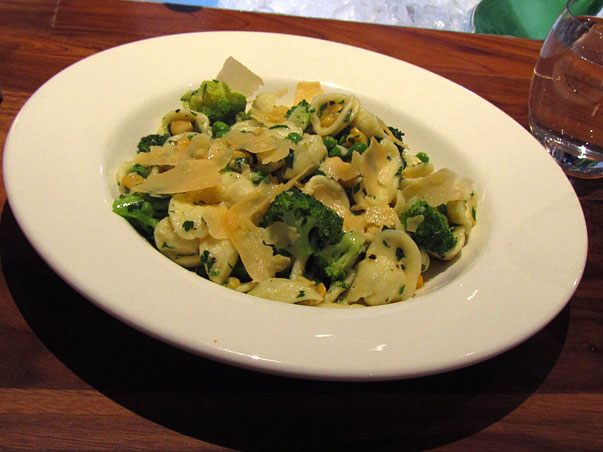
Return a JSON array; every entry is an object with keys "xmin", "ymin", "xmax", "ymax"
[{"xmin": 284, "ymin": 149, "xmax": 295, "ymax": 169}]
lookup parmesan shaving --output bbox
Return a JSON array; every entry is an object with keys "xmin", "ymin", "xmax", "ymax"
[
  {"xmin": 133, "ymin": 159, "xmax": 221, "ymax": 194},
  {"xmin": 294, "ymin": 81, "xmax": 323, "ymax": 104},
  {"xmin": 223, "ymin": 200, "xmax": 290, "ymax": 282},
  {"xmin": 134, "ymin": 143, "xmax": 192, "ymax": 167},
  {"xmin": 215, "ymin": 56, "xmax": 264, "ymax": 96},
  {"xmin": 202, "ymin": 204, "xmax": 230, "ymax": 240}
]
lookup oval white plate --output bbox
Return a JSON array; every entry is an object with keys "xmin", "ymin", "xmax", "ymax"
[{"xmin": 3, "ymin": 32, "xmax": 587, "ymax": 381}]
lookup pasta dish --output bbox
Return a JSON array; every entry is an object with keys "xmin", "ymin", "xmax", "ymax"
[{"xmin": 113, "ymin": 58, "xmax": 477, "ymax": 307}]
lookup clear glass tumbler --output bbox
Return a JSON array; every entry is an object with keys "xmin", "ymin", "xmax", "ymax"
[{"xmin": 528, "ymin": 0, "xmax": 603, "ymax": 179}]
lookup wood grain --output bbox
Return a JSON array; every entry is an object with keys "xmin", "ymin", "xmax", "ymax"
[{"xmin": 0, "ymin": 1, "xmax": 601, "ymax": 451}]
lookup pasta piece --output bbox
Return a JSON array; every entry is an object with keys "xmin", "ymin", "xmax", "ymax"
[
  {"xmin": 319, "ymin": 156, "xmax": 360, "ymax": 184},
  {"xmin": 158, "ymin": 108, "xmax": 210, "ymax": 135},
  {"xmin": 309, "ymin": 93, "xmax": 360, "ymax": 136},
  {"xmin": 168, "ymin": 194, "xmax": 209, "ymax": 240},
  {"xmin": 402, "ymin": 161, "xmax": 435, "ymax": 179},
  {"xmin": 282, "ymin": 134, "xmax": 327, "ymax": 180},
  {"xmin": 323, "ymin": 270, "xmax": 356, "ymax": 304},
  {"xmin": 420, "ymin": 248, "xmax": 430, "ymax": 273},
  {"xmin": 199, "ymin": 236, "xmax": 239, "ymax": 284},
  {"xmin": 345, "ymin": 229, "xmax": 422, "ymax": 305},
  {"xmin": 446, "ymin": 194, "xmax": 478, "ymax": 236},
  {"xmin": 302, "ymin": 175, "xmax": 366, "ymax": 233},
  {"xmin": 352, "ymin": 137, "xmax": 403, "ymax": 210},
  {"xmin": 154, "ymin": 217, "xmax": 201, "ymax": 267},
  {"xmin": 219, "ymin": 170, "xmax": 262, "ymax": 207},
  {"xmin": 352, "ymin": 109, "xmax": 406, "ymax": 148},
  {"xmin": 248, "ymin": 278, "xmax": 323, "ymax": 305},
  {"xmin": 401, "ymin": 168, "xmax": 474, "ymax": 207},
  {"xmin": 438, "ymin": 226, "xmax": 466, "ymax": 261}
]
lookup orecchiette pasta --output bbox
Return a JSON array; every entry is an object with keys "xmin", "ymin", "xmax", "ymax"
[
  {"xmin": 159, "ymin": 108, "xmax": 211, "ymax": 136},
  {"xmin": 113, "ymin": 61, "xmax": 478, "ymax": 308},
  {"xmin": 345, "ymin": 229, "xmax": 422, "ymax": 305},
  {"xmin": 309, "ymin": 93, "xmax": 360, "ymax": 137}
]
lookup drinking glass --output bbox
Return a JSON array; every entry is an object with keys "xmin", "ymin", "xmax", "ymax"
[{"xmin": 528, "ymin": 0, "xmax": 603, "ymax": 178}]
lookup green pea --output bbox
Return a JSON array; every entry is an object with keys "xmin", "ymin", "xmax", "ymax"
[{"xmin": 323, "ymin": 136, "xmax": 338, "ymax": 151}]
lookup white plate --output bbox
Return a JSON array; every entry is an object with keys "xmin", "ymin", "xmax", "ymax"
[{"xmin": 3, "ymin": 31, "xmax": 587, "ymax": 381}]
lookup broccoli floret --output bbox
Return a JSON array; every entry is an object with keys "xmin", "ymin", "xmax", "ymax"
[
  {"xmin": 137, "ymin": 133, "xmax": 170, "ymax": 153},
  {"xmin": 285, "ymin": 99, "xmax": 311, "ymax": 130},
  {"xmin": 261, "ymin": 187, "xmax": 344, "ymax": 259},
  {"xmin": 309, "ymin": 231, "xmax": 365, "ymax": 282},
  {"xmin": 181, "ymin": 80, "xmax": 247, "ymax": 125},
  {"xmin": 400, "ymin": 199, "xmax": 457, "ymax": 258},
  {"xmin": 112, "ymin": 193, "xmax": 169, "ymax": 242}
]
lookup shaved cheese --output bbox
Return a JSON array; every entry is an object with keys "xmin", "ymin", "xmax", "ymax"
[
  {"xmin": 202, "ymin": 204, "xmax": 229, "ymax": 240},
  {"xmin": 223, "ymin": 205, "xmax": 290, "ymax": 282},
  {"xmin": 256, "ymin": 146, "xmax": 290, "ymax": 165},
  {"xmin": 133, "ymin": 159, "xmax": 221, "ymax": 194},
  {"xmin": 401, "ymin": 168, "xmax": 474, "ymax": 207},
  {"xmin": 222, "ymin": 177, "xmax": 301, "ymax": 281},
  {"xmin": 225, "ymin": 125, "xmax": 297, "ymax": 156},
  {"xmin": 294, "ymin": 81, "xmax": 323, "ymax": 104},
  {"xmin": 215, "ymin": 56, "xmax": 263, "ymax": 96},
  {"xmin": 319, "ymin": 156, "xmax": 360, "ymax": 182},
  {"xmin": 134, "ymin": 143, "xmax": 192, "ymax": 166}
]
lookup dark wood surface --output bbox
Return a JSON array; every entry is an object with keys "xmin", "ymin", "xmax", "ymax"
[{"xmin": 0, "ymin": 1, "xmax": 601, "ymax": 450}]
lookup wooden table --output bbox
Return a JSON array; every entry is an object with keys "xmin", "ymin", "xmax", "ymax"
[{"xmin": 1, "ymin": 1, "xmax": 601, "ymax": 450}]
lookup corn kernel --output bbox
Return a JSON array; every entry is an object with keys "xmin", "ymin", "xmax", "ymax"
[
  {"xmin": 416, "ymin": 274, "xmax": 424, "ymax": 289},
  {"xmin": 227, "ymin": 277, "xmax": 241, "ymax": 289},
  {"xmin": 321, "ymin": 113, "xmax": 337, "ymax": 127}
]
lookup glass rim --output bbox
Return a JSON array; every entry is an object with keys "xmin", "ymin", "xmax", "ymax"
[{"xmin": 565, "ymin": 0, "xmax": 603, "ymax": 32}]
